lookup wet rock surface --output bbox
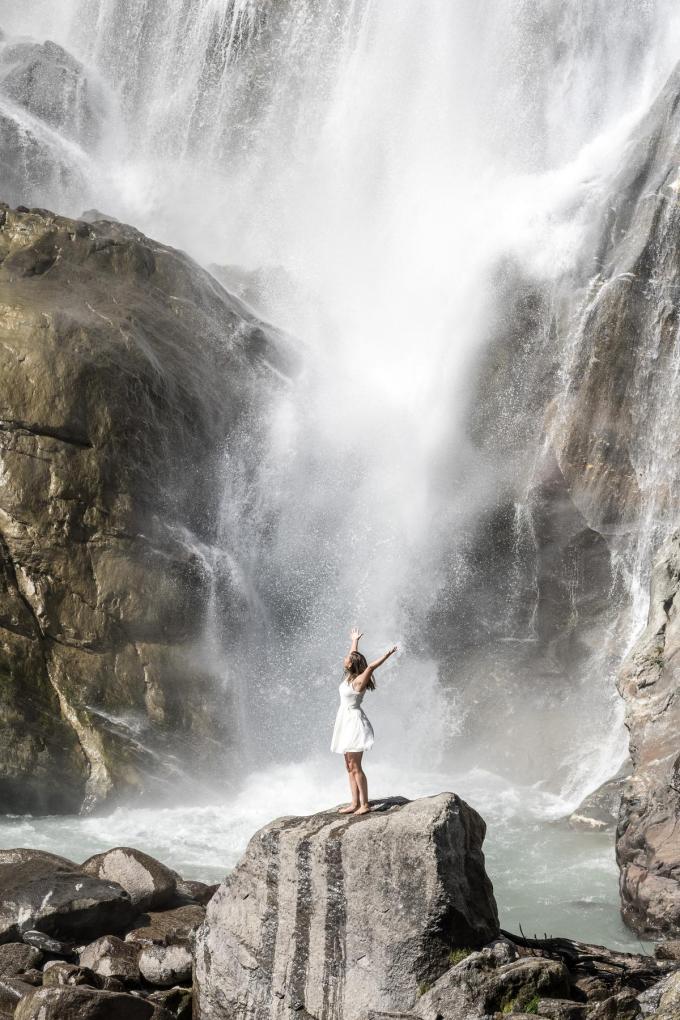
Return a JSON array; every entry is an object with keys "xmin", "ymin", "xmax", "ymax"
[
  {"xmin": 0, "ymin": 203, "xmax": 294, "ymax": 814},
  {"xmin": 616, "ymin": 532, "xmax": 680, "ymax": 936},
  {"xmin": 567, "ymin": 764, "xmax": 631, "ymax": 832},
  {"xmin": 194, "ymin": 793, "xmax": 500, "ymax": 1020}
]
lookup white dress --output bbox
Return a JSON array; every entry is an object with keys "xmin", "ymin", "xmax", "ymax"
[{"xmin": 331, "ymin": 678, "xmax": 374, "ymax": 753}]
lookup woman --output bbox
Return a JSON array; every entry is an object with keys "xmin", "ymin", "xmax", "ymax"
[{"xmin": 331, "ymin": 627, "xmax": 397, "ymax": 815}]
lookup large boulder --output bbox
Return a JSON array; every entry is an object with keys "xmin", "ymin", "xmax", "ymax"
[
  {"xmin": 616, "ymin": 532, "xmax": 680, "ymax": 935},
  {"xmin": 194, "ymin": 793, "xmax": 499, "ymax": 1020},
  {"xmin": 80, "ymin": 848, "xmax": 179, "ymax": 911},
  {"xmin": 0, "ymin": 203, "xmax": 294, "ymax": 813},
  {"xmin": 14, "ymin": 985, "xmax": 156, "ymax": 1019},
  {"xmin": 0, "ymin": 848, "xmax": 135, "ymax": 944}
]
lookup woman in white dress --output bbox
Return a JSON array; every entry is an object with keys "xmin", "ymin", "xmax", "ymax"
[{"xmin": 331, "ymin": 627, "xmax": 397, "ymax": 815}]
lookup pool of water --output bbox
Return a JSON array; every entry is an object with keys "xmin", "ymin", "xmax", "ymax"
[{"xmin": 0, "ymin": 758, "xmax": 653, "ymax": 954}]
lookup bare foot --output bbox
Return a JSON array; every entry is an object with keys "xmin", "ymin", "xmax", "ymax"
[
  {"xmin": 353, "ymin": 804, "xmax": 371, "ymax": 815},
  {"xmin": 338, "ymin": 804, "xmax": 359, "ymax": 814}
]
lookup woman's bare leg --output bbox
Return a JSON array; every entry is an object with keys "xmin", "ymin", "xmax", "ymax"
[
  {"xmin": 349, "ymin": 752, "xmax": 370, "ymax": 814},
  {"xmin": 338, "ymin": 753, "xmax": 360, "ymax": 812}
]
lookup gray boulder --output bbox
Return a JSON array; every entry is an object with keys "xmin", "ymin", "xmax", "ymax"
[
  {"xmin": 0, "ymin": 942, "xmax": 41, "ymax": 977},
  {"xmin": 80, "ymin": 848, "xmax": 179, "ymax": 911},
  {"xmin": 78, "ymin": 935, "xmax": 140, "ymax": 984},
  {"xmin": 125, "ymin": 903, "xmax": 205, "ymax": 949},
  {"xmin": 41, "ymin": 961, "xmax": 99, "ymax": 987},
  {"xmin": 0, "ymin": 848, "xmax": 135, "ymax": 943},
  {"xmin": 616, "ymin": 532, "xmax": 680, "ymax": 935},
  {"xmin": 0, "ymin": 976, "xmax": 35, "ymax": 1014},
  {"xmin": 138, "ymin": 943, "xmax": 192, "ymax": 987},
  {"xmin": 147, "ymin": 986, "xmax": 192, "ymax": 1020},
  {"xmin": 194, "ymin": 793, "xmax": 499, "ymax": 1020},
  {"xmin": 14, "ymin": 985, "xmax": 156, "ymax": 1019}
]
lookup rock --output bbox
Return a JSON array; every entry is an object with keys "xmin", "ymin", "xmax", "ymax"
[
  {"xmin": 639, "ymin": 971, "xmax": 680, "ymax": 1019},
  {"xmin": 616, "ymin": 532, "xmax": 680, "ymax": 935},
  {"xmin": 655, "ymin": 940, "xmax": 680, "ymax": 962},
  {"xmin": 125, "ymin": 904, "xmax": 205, "ymax": 947},
  {"xmin": 78, "ymin": 935, "xmax": 140, "ymax": 984},
  {"xmin": 567, "ymin": 763, "xmax": 631, "ymax": 832},
  {"xmin": 81, "ymin": 848, "xmax": 179, "ymax": 911},
  {"xmin": 0, "ymin": 203, "xmax": 294, "ymax": 813},
  {"xmin": 0, "ymin": 850, "xmax": 136, "ymax": 942},
  {"xmin": 80, "ymin": 210, "xmax": 119, "ymax": 224},
  {"xmin": 587, "ymin": 991, "xmax": 641, "ymax": 1020},
  {"xmin": 0, "ymin": 39, "xmax": 103, "ymax": 144},
  {"xmin": 0, "ymin": 35, "xmax": 98, "ymax": 211},
  {"xmin": 147, "ymin": 986, "xmax": 192, "ymax": 1020},
  {"xmin": 20, "ymin": 970, "xmax": 43, "ymax": 987},
  {"xmin": 571, "ymin": 975, "xmax": 610, "ymax": 1002},
  {"xmin": 14, "ymin": 985, "xmax": 155, "ymax": 1019},
  {"xmin": 42, "ymin": 961, "xmax": 99, "ymax": 987},
  {"xmin": 138, "ymin": 944, "xmax": 192, "ymax": 987},
  {"xmin": 22, "ymin": 930, "xmax": 74, "ymax": 956},
  {"xmin": 0, "ymin": 976, "xmax": 35, "ymax": 1013},
  {"xmin": 0, "ymin": 942, "xmax": 41, "ymax": 977},
  {"xmin": 416, "ymin": 953, "xmax": 570, "ymax": 1020},
  {"xmin": 535, "ymin": 1000, "xmax": 588, "ymax": 1020},
  {"xmin": 194, "ymin": 793, "xmax": 499, "ymax": 1020},
  {"xmin": 175, "ymin": 879, "xmax": 218, "ymax": 906}
]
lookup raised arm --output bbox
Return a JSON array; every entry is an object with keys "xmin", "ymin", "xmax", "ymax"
[
  {"xmin": 349, "ymin": 627, "xmax": 362, "ymax": 654},
  {"xmin": 353, "ymin": 645, "xmax": 398, "ymax": 692}
]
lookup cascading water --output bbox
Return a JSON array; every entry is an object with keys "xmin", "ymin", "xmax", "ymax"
[{"xmin": 3, "ymin": 0, "xmax": 680, "ymax": 948}]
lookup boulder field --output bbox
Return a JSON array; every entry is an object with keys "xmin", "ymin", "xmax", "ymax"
[{"xmin": 1, "ymin": 796, "xmax": 678, "ymax": 1019}]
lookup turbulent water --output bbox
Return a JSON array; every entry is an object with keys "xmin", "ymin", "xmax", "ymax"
[{"xmin": 3, "ymin": 0, "xmax": 680, "ymax": 949}]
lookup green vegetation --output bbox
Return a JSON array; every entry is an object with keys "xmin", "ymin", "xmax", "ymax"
[
  {"xmin": 448, "ymin": 947, "xmax": 472, "ymax": 966},
  {"xmin": 500, "ymin": 991, "xmax": 541, "ymax": 1014}
]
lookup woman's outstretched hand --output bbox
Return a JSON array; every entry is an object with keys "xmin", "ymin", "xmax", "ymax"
[
  {"xmin": 385, "ymin": 645, "xmax": 397, "ymax": 658},
  {"xmin": 350, "ymin": 627, "xmax": 363, "ymax": 642}
]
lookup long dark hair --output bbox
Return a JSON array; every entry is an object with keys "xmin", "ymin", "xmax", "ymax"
[{"xmin": 345, "ymin": 650, "xmax": 375, "ymax": 691}]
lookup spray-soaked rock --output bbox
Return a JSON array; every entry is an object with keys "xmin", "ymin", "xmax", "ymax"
[
  {"xmin": 616, "ymin": 531, "xmax": 680, "ymax": 936},
  {"xmin": 194, "ymin": 793, "xmax": 499, "ymax": 1020},
  {"xmin": 0, "ymin": 204, "xmax": 295, "ymax": 814}
]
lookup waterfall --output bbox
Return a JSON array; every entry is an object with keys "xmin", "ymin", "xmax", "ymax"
[{"xmin": 4, "ymin": 0, "xmax": 680, "ymax": 810}]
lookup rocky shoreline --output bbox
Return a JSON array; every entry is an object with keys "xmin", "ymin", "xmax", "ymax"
[{"xmin": 1, "ymin": 795, "xmax": 679, "ymax": 1020}]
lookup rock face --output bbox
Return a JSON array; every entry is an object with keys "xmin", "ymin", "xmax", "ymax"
[
  {"xmin": 0, "ymin": 37, "xmax": 101, "ymax": 211},
  {"xmin": 0, "ymin": 203, "xmax": 294, "ymax": 813},
  {"xmin": 616, "ymin": 532, "xmax": 680, "ymax": 936},
  {"xmin": 567, "ymin": 763, "xmax": 631, "ymax": 832},
  {"xmin": 194, "ymin": 794, "xmax": 499, "ymax": 1020}
]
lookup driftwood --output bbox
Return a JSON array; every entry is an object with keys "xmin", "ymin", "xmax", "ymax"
[{"xmin": 500, "ymin": 928, "xmax": 673, "ymax": 991}]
